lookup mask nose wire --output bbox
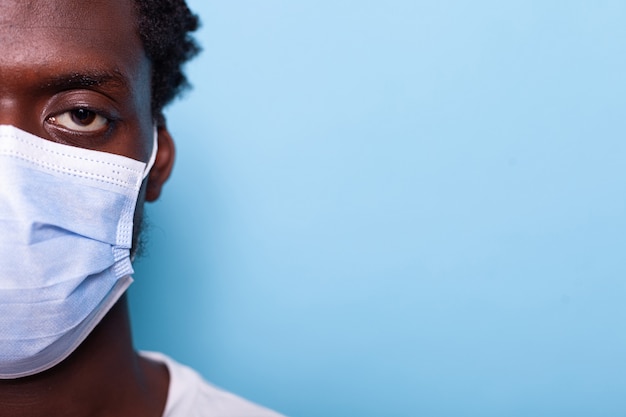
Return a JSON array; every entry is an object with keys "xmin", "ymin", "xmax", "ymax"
[{"xmin": 142, "ymin": 125, "xmax": 159, "ymax": 180}]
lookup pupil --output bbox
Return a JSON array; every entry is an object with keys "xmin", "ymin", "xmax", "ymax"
[
  {"xmin": 75, "ymin": 109, "xmax": 91, "ymax": 120},
  {"xmin": 72, "ymin": 109, "xmax": 95, "ymax": 125}
]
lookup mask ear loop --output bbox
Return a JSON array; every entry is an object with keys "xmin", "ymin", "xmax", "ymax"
[
  {"xmin": 131, "ymin": 126, "xmax": 159, "ymax": 264},
  {"xmin": 142, "ymin": 126, "xmax": 159, "ymax": 180}
]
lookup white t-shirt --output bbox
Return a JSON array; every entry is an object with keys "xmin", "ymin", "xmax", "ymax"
[{"xmin": 141, "ymin": 351, "xmax": 285, "ymax": 417}]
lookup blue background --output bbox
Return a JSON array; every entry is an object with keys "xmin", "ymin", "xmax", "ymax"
[{"xmin": 129, "ymin": 1, "xmax": 626, "ymax": 416}]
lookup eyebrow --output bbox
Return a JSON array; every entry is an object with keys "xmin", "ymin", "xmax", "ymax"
[{"xmin": 39, "ymin": 70, "xmax": 130, "ymax": 93}]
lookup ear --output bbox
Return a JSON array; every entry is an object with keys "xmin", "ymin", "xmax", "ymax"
[{"xmin": 145, "ymin": 124, "xmax": 175, "ymax": 202}]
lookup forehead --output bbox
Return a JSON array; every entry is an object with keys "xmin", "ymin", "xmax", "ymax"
[{"xmin": 0, "ymin": 0, "xmax": 146, "ymax": 84}]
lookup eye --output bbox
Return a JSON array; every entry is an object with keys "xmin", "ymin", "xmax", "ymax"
[{"xmin": 47, "ymin": 108, "xmax": 109, "ymax": 133}]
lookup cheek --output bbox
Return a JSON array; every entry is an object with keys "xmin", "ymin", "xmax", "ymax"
[
  {"xmin": 133, "ymin": 58, "xmax": 156, "ymax": 161},
  {"xmin": 109, "ymin": 58, "xmax": 154, "ymax": 163},
  {"xmin": 133, "ymin": 56, "xmax": 154, "ymax": 120}
]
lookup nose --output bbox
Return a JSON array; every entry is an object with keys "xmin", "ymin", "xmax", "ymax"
[{"xmin": 0, "ymin": 97, "xmax": 45, "ymax": 138}]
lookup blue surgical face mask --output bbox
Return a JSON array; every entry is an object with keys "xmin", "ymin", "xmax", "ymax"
[{"xmin": 0, "ymin": 124, "xmax": 157, "ymax": 378}]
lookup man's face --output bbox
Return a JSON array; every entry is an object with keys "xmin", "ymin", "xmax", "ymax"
[
  {"xmin": 0, "ymin": 0, "xmax": 174, "ymax": 252},
  {"xmin": 0, "ymin": 0, "xmax": 154, "ymax": 167}
]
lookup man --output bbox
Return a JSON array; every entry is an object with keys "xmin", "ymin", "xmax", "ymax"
[{"xmin": 0, "ymin": 0, "xmax": 283, "ymax": 416}]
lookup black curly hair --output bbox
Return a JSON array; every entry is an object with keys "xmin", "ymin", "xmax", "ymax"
[{"xmin": 133, "ymin": 0, "xmax": 201, "ymax": 118}]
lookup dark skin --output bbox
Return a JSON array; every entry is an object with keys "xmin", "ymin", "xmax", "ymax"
[{"xmin": 0, "ymin": 0, "xmax": 175, "ymax": 415}]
